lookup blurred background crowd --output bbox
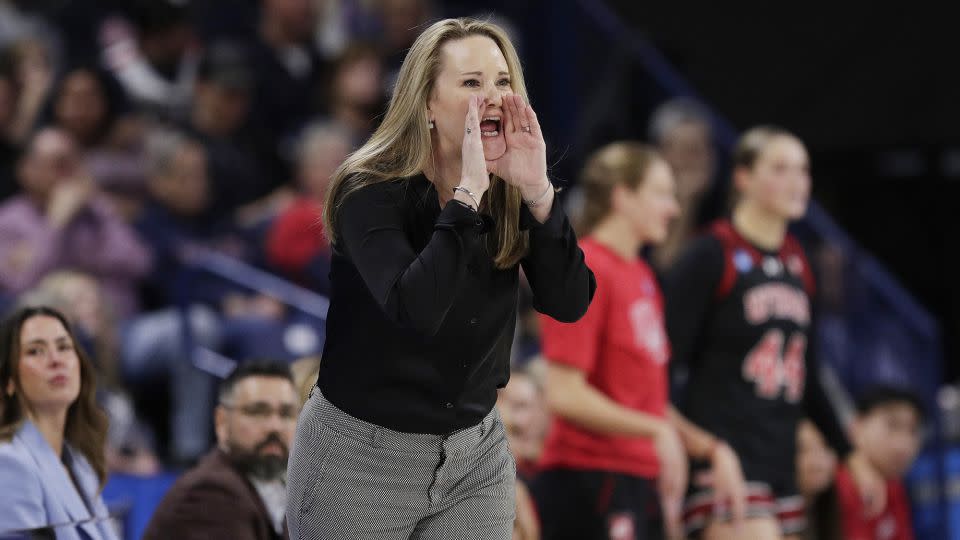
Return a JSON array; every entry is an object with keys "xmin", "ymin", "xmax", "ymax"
[
  {"xmin": 0, "ymin": 0, "xmax": 954, "ymax": 539},
  {"xmin": 0, "ymin": 0, "xmax": 446, "ymax": 471}
]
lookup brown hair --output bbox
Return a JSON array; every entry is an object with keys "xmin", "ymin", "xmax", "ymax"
[
  {"xmin": 732, "ymin": 125, "xmax": 798, "ymax": 170},
  {"xmin": 729, "ymin": 125, "xmax": 801, "ymax": 208},
  {"xmin": 578, "ymin": 141, "xmax": 663, "ymax": 235},
  {"xmin": 323, "ymin": 18, "xmax": 530, "ymax": 269},
  {"xmin": 0, "ymin": 306, "xmax": 109, "ymax": 489}
]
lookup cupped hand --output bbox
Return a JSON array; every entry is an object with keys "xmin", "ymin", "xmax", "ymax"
[
  {"xmin": 459, "ymin": 94, "xmax": 491, "ymax": 198},
  {"xmin": 485, "ymin": 94, "xmax": 549, "ymax": 198}
]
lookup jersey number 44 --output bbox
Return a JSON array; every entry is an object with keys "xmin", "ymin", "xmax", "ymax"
[{"xmin": 742, "ymin": 329, "xmax": 806, "ymax": 403}]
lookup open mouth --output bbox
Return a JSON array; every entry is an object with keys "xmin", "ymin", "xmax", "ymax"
[{"xmin": 480, "ymin": 116, "xmax": 501, "ymax": 137}]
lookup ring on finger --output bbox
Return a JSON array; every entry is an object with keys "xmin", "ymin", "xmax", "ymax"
[{"xmin": 466, "ymin": 127, "xmax": 473, "ymax": 134}]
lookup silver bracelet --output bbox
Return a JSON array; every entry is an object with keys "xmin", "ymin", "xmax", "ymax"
[
  {"xmin": 523, "ymin": 182, "xmax": 554, "ymax": 207},
  {"xmin": 452, "ymin": 186, "xmax": 480, "ymax": 210}
]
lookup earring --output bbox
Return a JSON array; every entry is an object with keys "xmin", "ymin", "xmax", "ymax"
[{"xmin": 428, "ymin": 120, "xmax": 435, "ymax": 129}]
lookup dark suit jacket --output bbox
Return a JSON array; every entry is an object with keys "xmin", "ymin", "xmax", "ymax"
[{"xmin": 142, "ymin": 449, "xmax": 286, "ymax": 540}]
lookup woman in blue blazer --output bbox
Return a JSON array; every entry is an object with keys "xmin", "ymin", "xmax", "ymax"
[{"xmin": 0, "ymin": 306, "xmax": 118, "ymax": 540}]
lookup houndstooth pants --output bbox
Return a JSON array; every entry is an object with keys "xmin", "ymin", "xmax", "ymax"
[{"xmin": 286, "ymin": 389, "xmax": 516, "ymax": 540}]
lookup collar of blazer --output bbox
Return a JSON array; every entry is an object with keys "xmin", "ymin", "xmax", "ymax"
[{"xmin": 16, "ymin": 420, "xmax": 108, "ymax": 535}]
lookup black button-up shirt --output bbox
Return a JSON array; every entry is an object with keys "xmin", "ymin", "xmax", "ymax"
[{"xmin": 316, "ymin": 174, "xmax": 596, "ymax": 434}]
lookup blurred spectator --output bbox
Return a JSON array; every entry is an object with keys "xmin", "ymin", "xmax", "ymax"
[
  {"xmin": 0, "ymin": 38, "xmax": 55, "ymax": 148},
  {"xmin": 46, "ymin": 65, "xmax": 125, "ymax": 150},
  {"xmin": 0, "ymin": 1, "xmax": 63, "ymax": 61},
  {"xmin": 249, "ymin": 0, "xmax": 328, "ymax": 180},
  {"xmin": 312, "ymin": 0, "xmax": 380, "ymax": 59},
  {"xmin": 265, "ymin": 121, "xmax": 352, "ymax": 294},
  {"xmin": 499, "ymin": 369, "xmax": 544, "ymax": 540},
  {"xmin": 837, "ymin": 386, "xmax": 923, "ymax": 540},
  {"xmin": 0, "ymin": 305, "xmax": 118, "ymax": 539},
  {"xmin": 0, "ymin": 127, "xmax": 152, "ymax": 319},
  {"xmin": 375, "ymin": 0, "xmax": 434, "ymax": 87},
  {"xmin": 324, "ymin": 42, "xmax": 387, "ymax": 140},
  {"xmin": 129, "ymin": 128, "xmax": 311, "ymax": 462},
  {"xmin": 84, "ymin": 114, "xmax": 152, "ymax": 224},
  {"xmin": 186, "ymin": 40, "xmax": 272, "ymax": 214},
  {"xmin": 648, "ymin": 97, "xmax": 718, "ymax": 271},
  {"xmin": 120, "ymin": 302, "xmax": 221, "ymax": 466},
  {"xmin": 99, "ymin": 0, "xmax": 199, "ymax": 120},
  {"xmin": 135, "ymin": 128, "xmax": 251, "ymax": 308},
  {"xmin": 125, "ymin": 128, "xmax": 237, "ymax": 463},
  {"xmin": 498, "ymin": 366, "xmax": 548, "ymax": 482},
  {"xmin": 44, "ymin": 63, "xmax": 151, "ymax": 221},
  {"xmin": 796, "ymin": 419, "xmax": 841, "ymax": 540},
  {"xmin": 142, "ymin": 361, "xmax": 298, "ymax": 540}
]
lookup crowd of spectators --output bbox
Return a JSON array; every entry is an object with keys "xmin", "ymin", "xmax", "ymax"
[{"xmin": 0, "ymin": 0, "xmax": 438, "ymax": 468}]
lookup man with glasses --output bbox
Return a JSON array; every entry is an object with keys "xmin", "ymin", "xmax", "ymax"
[{"xmin": 143, "ymin": 361, "xmax": 299, "ymax": 540}]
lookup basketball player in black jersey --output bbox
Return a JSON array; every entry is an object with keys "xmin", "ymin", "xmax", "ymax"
[{"xmin": 664, "ymin": 126, "xmax": 885, "ymax": 539}]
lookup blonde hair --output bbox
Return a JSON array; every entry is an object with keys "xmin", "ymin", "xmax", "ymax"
[
  {"xmin": 578, "ymin": 141, "xmax": 662, "ymax": 235},
  {"xmin": 323, "ymin": 17, "xmax": 530, "ymax": 269}
]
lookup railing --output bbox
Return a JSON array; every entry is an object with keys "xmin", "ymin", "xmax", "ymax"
[
  {"xmin": 174, "ymin": 248, "xmax": 330, "ymax": 377},
  {"xmin": 180, "ymin": 249, "xmax": 329, "ymax": 320}
]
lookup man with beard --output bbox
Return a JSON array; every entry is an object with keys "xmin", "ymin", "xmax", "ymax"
[{"xmin": 143, "ymin": 362, "xmax": 298, "ymax": 540}]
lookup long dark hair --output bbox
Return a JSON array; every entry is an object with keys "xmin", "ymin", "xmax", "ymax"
[
  {"xmin": 43, "ymin": 63, "xmax": 127, "ymax": 147},
  {"xmin": 0, "ymin": 306, "xmax": 109, "ymax": 488}
]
